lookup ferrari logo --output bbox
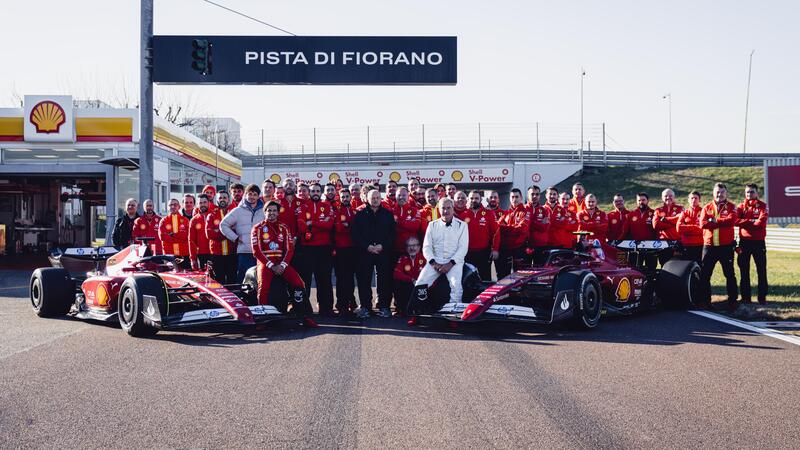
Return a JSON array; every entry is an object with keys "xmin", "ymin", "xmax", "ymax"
[{"xmin": 615, "ymin": 278, "xmax": 631, "ymax": 302}]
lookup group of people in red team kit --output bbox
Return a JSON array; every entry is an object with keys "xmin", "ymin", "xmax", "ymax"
[{"xmin": 113, "ymin": 176, "xmax": 769, "ymax": 325}]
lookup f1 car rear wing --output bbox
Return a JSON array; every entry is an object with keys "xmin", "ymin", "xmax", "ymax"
[{"xmin": 610, "ymin": 240, "xmax": 677, "ymax": 251}]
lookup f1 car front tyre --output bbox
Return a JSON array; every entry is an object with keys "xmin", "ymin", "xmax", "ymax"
[
  {"xmin": 657, "ymin": 260, "xmax": 701, "ymax": 310},
  {"xmin": 118, "ymin": 275, "xmax": 163, "ymax": 337},
  {"xmin": 30, "ymin": 268, "xmax": 74, "ymax": 317}
]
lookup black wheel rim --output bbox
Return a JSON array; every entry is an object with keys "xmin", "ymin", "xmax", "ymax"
[
  {"xmin": 120, "ymin": 289, "xmax": 135, "ymax": 325},
  {"xmin": 31, "ymin": 279, "xmax": 41, "ymax": 310}
]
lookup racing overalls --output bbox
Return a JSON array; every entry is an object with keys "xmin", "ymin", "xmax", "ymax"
[{"xmin": 251, "ymin": 218, "xmax": 306, "ymax": 310}]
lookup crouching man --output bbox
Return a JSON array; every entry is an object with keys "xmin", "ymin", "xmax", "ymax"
[
  {"xmin": 408, "ymin": 198, "xmax": 469, "ymax": 324},
  {"xmin": 251, "ymin": 201, "xmax": 316, "ymax": 327}
]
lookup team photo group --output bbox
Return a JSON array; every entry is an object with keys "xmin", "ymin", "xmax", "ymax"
[{"xmin": 112, "ymin": 175, "xmax": 769, "ymax": 327}]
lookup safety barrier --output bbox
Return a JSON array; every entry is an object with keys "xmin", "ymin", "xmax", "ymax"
[{"xmin": 761, "ymin": 227, "xmax": 800, "ymax": 253}]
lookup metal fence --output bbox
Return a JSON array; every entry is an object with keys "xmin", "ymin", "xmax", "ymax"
[
  {"xmin": 240, "ymin": 147, "xmax": 797, "ymax": 168},
  {"xmin": 753, "ymin": 228, "xmax": 800, "ymax": 252}
]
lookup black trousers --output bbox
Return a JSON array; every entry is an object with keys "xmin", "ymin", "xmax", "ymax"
[
  {"xmin": 393, "ymin": 280, "xmax": 414, "ymax": 315},
  {"xmin": 334, "ymin": 247, "xmax": 357, "ymax": 312},
  {"xmin": 738, "ymin": 240, "xmax": 768, "ymax": 301},
  {"xmin": 700, "ymin": 244, "xmax": 738, "ymax": 304},
  {"xmin": 496, "ymin": 247, "xmax": 528, "ymax": 279},
  {"xmin": 466, "ymin": 249, "xmax": 492, "ymax": 281},
  {"xmin": 197, "ymin": 254, "xmax": 212, "ymax": 271},
  {"xmin": 679, "ymin": 245, "xmax": 703, "ymax": 265},
  {"xmin": 295, "ymin": 245, "xmax": 334, "ymax": 313},
  {"xmin": 356, "ymin": 250, "xmax": 393, "ymax": 310},
  {"xmin": 211, "ymin": 254, "xmax": 238, "ymax": 285}
]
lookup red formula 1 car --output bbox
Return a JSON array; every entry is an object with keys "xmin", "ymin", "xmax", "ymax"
[
  {"xmin": 409, "ymin": 233, "xmax": 701, "ymax": 329},
  {"xmin": 29, "ymin": 240, "xmax": 287, "ymax": 337}
]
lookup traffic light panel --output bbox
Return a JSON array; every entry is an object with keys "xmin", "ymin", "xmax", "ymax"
[{"xmin": 191, "ymin": 39, "xmax": 212, "ymax": 75}]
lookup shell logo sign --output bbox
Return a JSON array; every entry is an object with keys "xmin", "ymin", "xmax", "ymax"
[
  {"xmin": 329, "ymin": 172, "xmax": 340, "ymax": 182},
  {"xmin": 269, "ymin": 173, "xmax": 282, "ymax": 183},
  {"xmin": 29, "ymin": 101, "xmax": 66, "ymax": 134},
  {"xmin": 451, "ymin": 170, "xmax": 464, "ymax": 181},
  {"xmin": 23, "ymin": 95, "xmax": 75, "ymax": 142},
  {"xmin": 389, "ymin": 171, "xmax": 401, "ymax": 182},
  {"xmin": 615, "ymin": 277, "xmax": 631, "ymax": 302}
]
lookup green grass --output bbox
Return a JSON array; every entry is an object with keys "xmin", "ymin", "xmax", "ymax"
[
  {"xmin": 554, "ymin": 166, "xmax": 764, "ymax": 211},
  {"xmin": 710, "ymin": 250, "xmax": 800, "ymax": 321}
]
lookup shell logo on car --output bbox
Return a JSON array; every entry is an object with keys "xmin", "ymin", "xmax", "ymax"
[
  {"xmin": 29, "ymin": 101, "xmax": 66, "ymax": 134},
  {"xmin": 615, "ymin": 277, "xmax": 631, "ymax": 302},
  {"xmin": 96, "ymin": 284, "xmax": 110, "ymax": 306}
]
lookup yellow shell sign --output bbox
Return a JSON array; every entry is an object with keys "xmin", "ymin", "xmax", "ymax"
[
  {"xmin": 615, "ymin": 277, "xmax": 631, "ymax": 302},
  {"xmin": 270, "ymin": 173, "xmax": 282, "ymax": 183},
  {"xmin": 452, "ymin": 170, "xmax": 464, "ymax": 181},
  {"xmin": 30, "ymin": 101, "xmax": 66, "ymax": 134},
  {"xmin": 389, "ymin": 171, "xmax": 401, "ymax": 182}
]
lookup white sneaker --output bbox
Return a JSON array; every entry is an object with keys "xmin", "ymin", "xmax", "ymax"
[{"xmin": 376, "ymin": 308, "xmax": 392, "ymax": 318}]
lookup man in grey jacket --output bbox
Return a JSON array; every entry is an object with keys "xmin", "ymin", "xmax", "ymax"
[{"xmin": 220, "ymin": 183, "xmax": 265, "ymax": 283}]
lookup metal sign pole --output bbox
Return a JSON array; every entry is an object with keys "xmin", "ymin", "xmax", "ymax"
[{"xmin": 139, "ymin": 0, "xmax": 154, "ymax": 207}]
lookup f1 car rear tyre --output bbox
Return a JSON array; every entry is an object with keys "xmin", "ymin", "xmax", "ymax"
[
  {"xmin": 30, "ymin": 268, "xmax": 74, "ymax": 317},
  {"xmin": 118, "ymin": 275, "xmax": 163, "ymax": 337},
  {"xmin": 242, "ymin": 266, "xmax": 258, "ymax": 306},
  {"xmin": 657, "ymin": 260, "xmax": 701, "ymax": 310},
  {"xmin": 570, "ymin": 271, "xmax": 602, "ymax": 330}
]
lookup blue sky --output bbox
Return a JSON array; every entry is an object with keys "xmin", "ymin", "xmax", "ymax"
[{"xmin": 2, "ymin": 0, "xmax": 798, "ymax": 153}]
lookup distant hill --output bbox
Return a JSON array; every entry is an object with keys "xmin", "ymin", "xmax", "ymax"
[{"xmin": 554, "ymin": 166, "xmax": 764, "ymax": 211}]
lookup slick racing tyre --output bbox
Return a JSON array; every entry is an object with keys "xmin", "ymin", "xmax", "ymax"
[
  {"xmin": 657, "ymin": 260, "xmax": 701, "ymax": 310},
  {"xmin": 570, "ymin": 270, "xmax": 602, "ymax": 330},
  {"xmin": 30, "ymin": 268, "xmax": 74, "ymax": 317},
  {"xmin": 118, "ymin": 275, "xmax": 163, "ymax": 337}
]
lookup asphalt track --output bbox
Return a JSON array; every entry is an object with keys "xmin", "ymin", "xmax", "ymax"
[{"xmin": 1, "ymin": 270, "xmax": 798, "ymax": 449}]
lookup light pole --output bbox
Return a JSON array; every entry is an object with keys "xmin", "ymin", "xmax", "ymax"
[
  {"xmin": 662, "ymin": 93, "xmax": 672, "ymax": 153},
  {"xmin": 580, "ymin": 68, "xmax": 586, "ymax": 161},
  {"xmin": 743, "ymin": 49, "xmax": 755, "ymax": 154}
]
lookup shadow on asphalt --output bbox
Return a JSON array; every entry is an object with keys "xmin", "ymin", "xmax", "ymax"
[{"xmin": 144, "ymin": 310, "xmax": 785, "ymax": 350}]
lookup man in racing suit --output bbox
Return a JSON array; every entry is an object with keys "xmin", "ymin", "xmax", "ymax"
[
  {"xmin": 132, "ymin": 199, "xmax": 162, "ymax": 255},
  {"xmin": 496, "ymin": 188, "xmax": 530, "ymax": 278},
  {"xmin": 577, "ymin": 194, "xmax": 608, "ymax": 243},
  {"xmin": 652, "ymin": 188, "xmax": 683, "ymax": 265},
  {"xmin": 607, "ymin": 194, "xmax": 628, "ymax": 242},
  {"xmin": 188, "ymin": 194, "xmax": 212, "ymax": 270},
  {"xmin": 206, "ymin": 190, "xmax": 237, "ymax": 284},
  {"xmin": 415, "ymin": 197, "xmax": 470, "ymax": 303},
  {"xmin": 526, "ymin": 185, "xmax": 550, "ymax": 263},
  {"xmin": 251, "ymin": 201, "xmax": 315, "ymax": 326},
  {"xmin": 675, "ymin": 191, "xmax": 704, "ymax": 264}
]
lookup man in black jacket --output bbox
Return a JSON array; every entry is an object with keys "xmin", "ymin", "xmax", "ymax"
[
  {"xmin": 351, "ymin": 189, "xmax": 396, "ymax": 318},
  {"xmin": 112, "ymin": 198, "xmax": 139, "ymax": 248}
]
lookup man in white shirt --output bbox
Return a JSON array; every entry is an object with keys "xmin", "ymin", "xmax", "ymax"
[{"xmin": 415, "ymin": 197, "xmax": 470, "ymax": 303}]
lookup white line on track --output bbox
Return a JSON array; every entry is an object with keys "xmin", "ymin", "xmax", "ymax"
[{"xmin": 690, "ymin": 310, "xmax": 800, "ymax": 347}]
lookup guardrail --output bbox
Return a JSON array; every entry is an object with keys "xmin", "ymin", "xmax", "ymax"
[
  {"xmin": 761, "ymin": 227, "xmax": 800, "ymax": 253},
  {"xmin": 241, "ymin": 148, "xmax": 797, "ymax": 168}
]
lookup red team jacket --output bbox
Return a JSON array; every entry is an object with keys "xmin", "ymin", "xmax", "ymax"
[
  {"xmin": 577, "ymin": 209, "xmax": 608, "ymax": 242},
  {"xmin": 251, "ymin": 219, "xmax": 294, "ymax": 267},
  {"xmin": 206, "ymin": 207, "xmax": 235, "ymax": 256},
  {"xmin": 276, "ymin": 197, "xmax": 298, "ymax": 238},
  {"xmin": 736, "ymin": 199, "xmax": 768, "ymax": 241},
  {"xmin": 498, "ymin": 203, "xmax": 530, "ymax": 250},
  {"xmin": 457, "ymin": 206, "xmax": 500, "ymax": 252},
  {"xmin": 676, "ymin": 206, "xmax": 704, "ymax": 246},
  {"xmin": 420, "ymin": 204, "xmax": 441, "ymax": 236},
  {"xmin": 700, "ymin": 200, "xmax": 737, "ymax": 246},
  {"xmin": 297, "ymin": 200, "xmax": 334, "ymax": 246},
  {"xmin": 623, "ymin": 207, "xmax": 657, "ymax": 240},
  {"xmin": 158, "ymin": 212, "xmax": 190, "ymax": 256},
  {"xmin": 487, "ymin": 206, "xmax": 505, "ymax": 222},
  {"xmin": 393, "ymin": 203, "xmax": 422, "ymax": 252},
  {"xmin": 607, "ymin": 208, "xmax": 628, "ymax": 241},
  {"xmin": 334, "ymin": 204, "xmax": 356, "ymax": 248},
  {"xmin": 132, "ymin": 213, "xmax": 162, "ymax": 254},
  {"xmin": 653, "ymin": 203, "xmax": 684, "ymax": 240},
  {"xmin": 525, "ymin": 203, "xmax": 550, "ymax": 247},
  {"xmin": 188, "ymin": 212, "xmax": 211, "ymax": 263},
  {"xmin": 393, "ymin": 253, "xmax": 426, "ymax": 283}
]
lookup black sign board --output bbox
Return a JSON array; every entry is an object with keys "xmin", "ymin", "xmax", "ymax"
[{"xmin": 153, "ymin": 36, "xmax": 457, "ymax": 85}]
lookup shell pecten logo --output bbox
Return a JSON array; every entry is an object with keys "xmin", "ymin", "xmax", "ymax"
[
  {"xmin": 29, "ymin": 101, "xmax": 66, "ymax": 134},
  {"xmin": 389, "ymin": 171, "xmax": 401, "ymax": 182},
  {"xmin": 451, "ymin": 170, "xmax": 464, "ymax": 182}
]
